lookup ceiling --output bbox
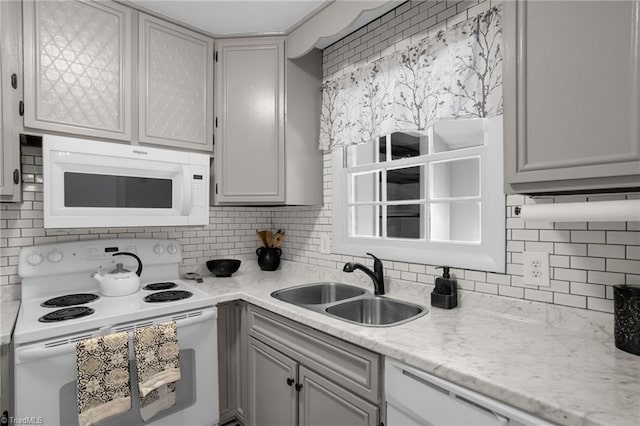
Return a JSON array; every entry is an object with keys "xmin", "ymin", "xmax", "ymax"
[{"xmin": 129, "ymin": 0, "xmax": 331, "ymax": 36}]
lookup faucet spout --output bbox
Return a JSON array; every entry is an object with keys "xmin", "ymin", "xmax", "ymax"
[{"xmin": 343, "ymin": 253, "xmax": 385, "ymax": 295}]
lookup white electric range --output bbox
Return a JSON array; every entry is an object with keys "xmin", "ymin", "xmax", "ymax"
[{"xmin": 12, "ymin": 239, "xmax": 219, "ymax": 426}]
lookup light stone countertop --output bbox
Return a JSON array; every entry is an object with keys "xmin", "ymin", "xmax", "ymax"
[
  {"xmin": 1, "ymin": 300, "xmax": 20, "ymax": 345},
  {"xmin": 2, "ymin": 260, "xmax": 637, "ymax": 425},
  {"xmin": 187, "ymin": 260, "xmax": 640, "ymax": 426}
]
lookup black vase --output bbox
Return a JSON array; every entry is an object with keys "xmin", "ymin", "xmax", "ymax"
[
  {"xmin": 614, "ymin": 284, "xmax": 640, "ymax": 356},
  {"xmin": 256, "ymin": 247, "xmax": 282, "ymax": 271}
]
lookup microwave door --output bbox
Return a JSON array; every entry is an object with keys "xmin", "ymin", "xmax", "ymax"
[{"xmin": 45, "ymin": 151, "xmax": 188, "ymax": 228}]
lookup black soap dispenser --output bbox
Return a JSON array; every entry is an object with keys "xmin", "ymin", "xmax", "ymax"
[{"xmin": 431, "ymin": 266, "xmax": 458, "ymax": 309}]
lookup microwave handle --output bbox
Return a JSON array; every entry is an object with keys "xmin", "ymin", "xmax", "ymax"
[{"xmin": 181, "ymin": 165, "xmax": 193, "ymax": 216}]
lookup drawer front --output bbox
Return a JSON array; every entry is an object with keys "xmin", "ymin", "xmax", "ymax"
[{"xmin": 247, "ymin": 305, "xmax": 380, "ymax": 403}]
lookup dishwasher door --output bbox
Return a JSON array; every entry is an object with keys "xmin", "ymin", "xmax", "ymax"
[{"xmin": 385, "ymin": 358, "xmax": 553, "ymax": 426}]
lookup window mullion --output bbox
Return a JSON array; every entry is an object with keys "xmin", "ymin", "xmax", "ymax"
[{"xmin": 381, "ymin": 168, "xmax": 387, "ymax": 238}]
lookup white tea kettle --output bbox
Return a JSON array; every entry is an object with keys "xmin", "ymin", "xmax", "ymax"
[{"xmin": 91, "ymin": 252, "xmax": 143, "ymax": 296}]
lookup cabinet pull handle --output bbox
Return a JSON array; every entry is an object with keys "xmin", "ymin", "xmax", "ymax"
[
  {"xmin": 2, "ymin": 410, "xmax": 8, "ymax": 426},
  {"xmin": 13, "ymin": 168, "xmax": 20, "ymax": 184},
  {"xmin": 295, "ymin": 383, "xmax": 303, "ymax": 392},
  {"xmin": 286, "ymin": 378, "xmax": 294, "ymax": 386},
  {"xmin": 19, "ymin": 101, "xmax": 24, "ymax": 116},
  {"xmin": 11, "ymin": 73, "xmax": 17, "ymax": 89}
]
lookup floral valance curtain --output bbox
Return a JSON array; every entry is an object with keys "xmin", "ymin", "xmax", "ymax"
[{"xmin": 319, "ymin": 6, "xmax": 503, "ymax": 151}]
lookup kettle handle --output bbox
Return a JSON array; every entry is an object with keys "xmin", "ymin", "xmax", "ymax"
[{"xmin": 113, "ymin": 252, "xmax": 143, "ymax": 277}]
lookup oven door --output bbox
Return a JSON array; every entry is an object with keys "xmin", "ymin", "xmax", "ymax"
[
  {"xmin": 43, "ymin": 135, "xmax": 209, "ymax": 228},
  {"xmin": 12, "ymin": 308, "xmax": 219, "ymax": 426}
]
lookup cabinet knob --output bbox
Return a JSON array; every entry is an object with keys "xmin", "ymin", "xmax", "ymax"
[
  {"xmin": 295, "ymin": 383, "xmax": 303, "ymax": 392},
  {"xmin": 286, "ymin": 378, "xmax": 294, "ymax": 386}
]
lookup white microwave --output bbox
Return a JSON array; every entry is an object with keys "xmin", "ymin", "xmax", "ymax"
[{"xmin": 43, "ymin": 135, "xmax": 210, "ymax": 228}]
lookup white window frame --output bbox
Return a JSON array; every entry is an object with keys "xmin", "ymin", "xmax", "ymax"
[{"xmin": 332, "ymin": 115, "xmax": 505, "ymax": 273}]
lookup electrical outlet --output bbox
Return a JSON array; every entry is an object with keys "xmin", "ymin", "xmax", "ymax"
[
  {"xmin": 320, "ymin": 234, "xmax": 331, "ymax": 254},
  {"xmin": 522, "ymin": 251, "xmax": 550, "ymax": 287}
]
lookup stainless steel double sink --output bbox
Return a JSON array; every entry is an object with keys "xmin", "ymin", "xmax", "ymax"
[{"xmin": 271, "ymin": 282, "xmax": 427, "ymax": 327}]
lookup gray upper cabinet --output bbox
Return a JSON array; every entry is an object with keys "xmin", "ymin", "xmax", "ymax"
[
  {"xmin": 0, "ymin": 0, "xmax": 22, "ymax": 202},
  {"xmin": 215, "ymin": 37, "xmax": 285, "ymax": 204},
  {"xmin": 22, "ymin": 0, "xmax": 132, "ymax": 141},
  {"xmin": 503, "ymin": 0, "xmax": 640, "ymax": 194},
  {"xmin": 138, "ymin": 14, "xmax": 213, "ymax": 151},
  {"xmin": 213, "ymin": 40, "xmax": 323, "ymax": 206}
]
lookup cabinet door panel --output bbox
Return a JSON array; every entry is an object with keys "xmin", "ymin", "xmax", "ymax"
[
  {"xmin": 23, "ymin": 0, "xmax": 131, "ymax": 140},
  {"xmin": 215, "ymin": 38, "xmax": 285, "ymax": 203},
  {"xmin": 0, "ymin": 0, "xmax": 22, "ymax": 201},
  {"xmin": 504, "ymin": 0, "xmax": 640, "ymax": 193},
  {"xmin": 248, "ymin": 337, "xmax": 296, "ymax": 426},
  {"xmin": 138, "ymin": 14, "xmax": 213, "ymax": 151},
  {"xmin": 299, "ymin": 366, "xmax": 378, "ymax": 426}
]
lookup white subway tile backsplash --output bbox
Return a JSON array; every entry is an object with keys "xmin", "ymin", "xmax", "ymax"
[
  {"xmin": 606, "ymin": 258, "xmax": 640, "ymax": 274},
  {"xmin": 607, "ymin": 231, "xmax": 640, "ymax": 246},
  {"xmin": 570, "ymin": 282, "xmax": 605, "ymax": 298},
  {"xmin": 587, "ymin": 297, "xmax": 614, "ymax": 314},
  {"xmin": 539, "ymin": 230, "xmax": 570, "ymax": 242},
  {"xmin": 588, "ymin": 244, "xmax": 625, "ymax": 259},
  {"xmin": 475, "ymin": 282, "xmax": 498, "ymax": 295},
  {"xmin": 498, "ymin": 285, "xmax": 523, "ymax": 299},
  {"xmin": 554, "ymin": 268, "xmax": 587, "ymax": 283},
  {"xmin": 554, "ymin": 293, "xmax": 587, "ymax": 309},
  {"xmin": 627, "ymin": 246, "xmax": 640, "ymax": 260},
  {"xmin": 554, "ymin": 243, "xmax": 587, "ymax": 256},
  {"xmin": 2, "ymin": 0, "xmax": 638, "ymax": 315},
  {"xmin": 588, "ymin": 270, "xmax": 626, "ymax": 285},
  {"xmin": 524, "ymin": 289, "xmax": 553, "ymax": 303},
  {"xmin": 570, "ymin": 256, "xmax": 606, "ymax": 271}
]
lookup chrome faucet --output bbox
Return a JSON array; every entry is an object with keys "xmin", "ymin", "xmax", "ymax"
[{"xmin": 343, "ymin": 253, "xmax": 385, "ymax": 296}]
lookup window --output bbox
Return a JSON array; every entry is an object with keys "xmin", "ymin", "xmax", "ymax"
[{"xmin": 332, "ymin": 116, "xmax": 505, "ymax": 273}]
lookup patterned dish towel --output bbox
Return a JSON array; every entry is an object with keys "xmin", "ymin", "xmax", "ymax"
[
  {"xmin": 76, "ymin": 331, "xmax": 131, "ymax": 426},
  {"xmin": 134, "ymin": 321, "xmax": 181, "ymax": 421}
]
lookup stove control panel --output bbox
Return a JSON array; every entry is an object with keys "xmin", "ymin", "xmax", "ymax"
[
  {"xmin": 18, "ymin": 239, "xmax": 183, "ymax": 278},
  {"xmin": 85, "ymin": 245, "xmax": 137, "ymax": 260}
]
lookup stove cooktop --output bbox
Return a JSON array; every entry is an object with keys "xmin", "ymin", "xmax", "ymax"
[
  {"xmin": 143, "ymin": 282, "xmax": 178, "ymax": 291},
  {"xmin": 144, "ymin": 290, "xmax": 193, "ymax": 303},
  {"xmin": 41, "ymin": 293, "xmax": 100, "ymax": 308},
  {"xmin": 15, "ymin": 239, "xmax": 216, "ymax": 346},
  {"xmin": 38, "ymin": 306, "xmax": 95, "ymax": 323},
  {"xmin": 14, "ymin": 280, "xmax": 215, "ymax": 345}
]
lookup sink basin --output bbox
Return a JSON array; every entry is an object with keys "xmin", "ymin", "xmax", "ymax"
[
  {"xmin": 272, "ymin": 282, "xmax": 427, "ymax": 327},
  {"xmin": 325, "ymin": 297, "xmax": 427, "ymax": 327},
  {"xmin": 272, "ymin": 282, "xmax": 367, "ymax": 306}
]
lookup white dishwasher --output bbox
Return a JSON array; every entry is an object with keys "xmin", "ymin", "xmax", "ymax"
[{"xmin": 385, "ymin": 358, "xmax": 554, "ymax": 426}]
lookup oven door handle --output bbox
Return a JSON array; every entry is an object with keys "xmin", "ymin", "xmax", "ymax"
[
  {"xmin": 16, "ymin": 308, "xmax": 217, "ymax": 363},
  {"xmin": 15, "ymin": 327, "xmax": 112, "ymax": 363}
]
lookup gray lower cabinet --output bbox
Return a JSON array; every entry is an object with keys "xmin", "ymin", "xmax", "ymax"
[
  {"xmin": 298, "ymin": 366, "xmax": 377, "ymax": 426},
  {"xmin": 0, "ymin": 0, "xmax": 22, "ymax": 202},
  {"xmin": 503, "ymin": 0, "xmax": 640, "ymax": 194},
  {"xmin": 218, "ymin": 301, "xmax": 248, "ymax": 425},
  {"xmin": 246, "ymin": 304, "xmax": 381, "ymax": 426},
  {"xmin": 1, "ymin": 342, "xmax": 10, "ymax": 422},
  {"xmin": 248, "ymin": 337, "xmax": 297, "ymax": 426}
]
